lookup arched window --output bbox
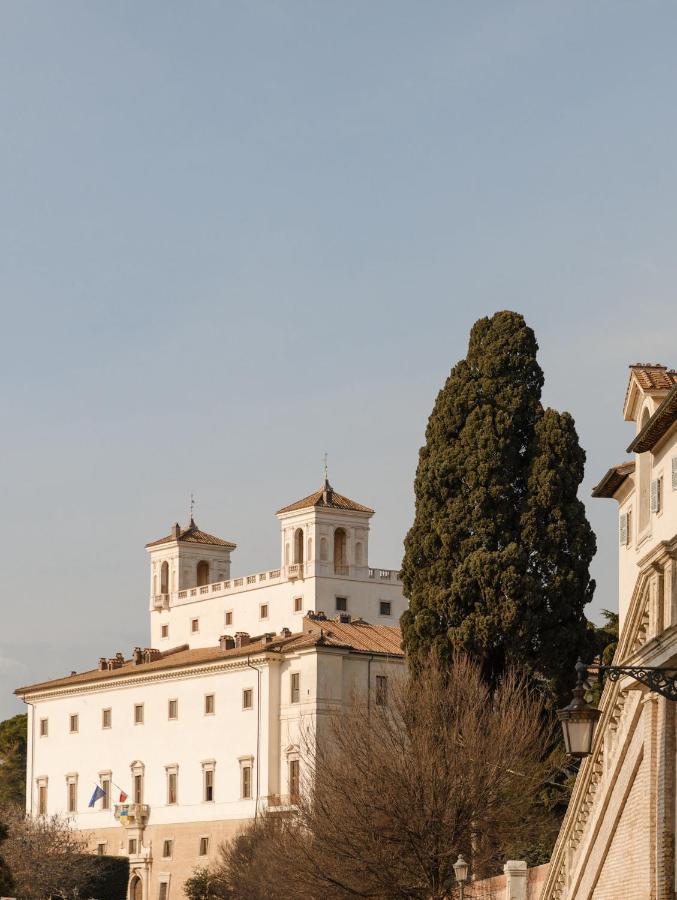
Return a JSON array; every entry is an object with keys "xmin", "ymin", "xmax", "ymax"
[
  {"xmin": 334, "ymin": 528, "xmax": 347, "ymax": 573},
  {"xmin": 355, "ymin": 542, "xmax": 363, "ymax": 566},
  {"xmin": 320, "ymin": 537, "xmax": 328, "ymax": 561},
  {"xmin": 638, "ymin": 406, "xmax": 652, "ymax": 533},
  {"xmin": 307, "ymin": 537, "xmax": 313, "ymax": 561},
  {"xmin": 196, "ymin": 561, "xmax": 210, "ymax": 587},
  {"xmin": 160, "ymin": 561, "xmax": 169, "ymax": 595},
  {"xmin": 294, "ymin": 528, "xmax": 304, "ymax": 564}
]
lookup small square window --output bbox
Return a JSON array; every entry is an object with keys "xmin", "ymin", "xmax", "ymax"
[
  {"xmin": 162, "ymin": 839, "xmax": 173, "ymax": 859},
  {"xmin": 335, "ymin": 596, "xmax": 347, "ymax": 612},
  {"xmin": 161, "ymin": 624, "xmax": 169, "ymax": 639},
  {"xmin": 168, "ymin": 699, "xmax": 178, "ymax": 720},
  {"xmin": 242, "ymin": 688, "xmax": 253, "ymax": 710},
  {"xmin": 69, "ymin": 714, "xmax": 79, "ymax": 733},
  {"xmin": 199, "ymin": 836, "xmax": 209, "ymax": 856},
  {"xmin": 205, "ymin": 694, "xmax": 215, "ymax": 715},
  {"xmin": 260, "ymin": 604, "xmax": 269, "ymax": 620},
  {"xmin": 225, "ymin": 610, "xmax": 233, "ymax": 626},
  {"xmin": 39, "ymin": 718, "xmax": 48, "ymax": 737},
  {"xmin": 102, "ymin": 708, "xmax": 112, "ymax": 729},
  {"xmin": 128, "ymin": 838, "xmax": 137, "ymax": 855},
  {"xmin": 134, "ymin": 704, "xmax": 144, "ymax": 725},
  {"xmin": 293, "ymin": 596, "xmax": 303, "ymax": 613},
  {"xmin": 379, "ymin": 601, "xmax": 392, "ymax": 617},
  {"xmin": 191, "ymin": 618, "xmax": 199, "ymax": 634},
  {"xmin": 290, "ymin": 672, "xmax": 300, "ymax": 704}
]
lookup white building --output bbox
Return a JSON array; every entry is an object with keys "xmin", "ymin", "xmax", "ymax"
[{"xmin": 16, "ymin": 480, "xmax": 406, "ymax": 900}]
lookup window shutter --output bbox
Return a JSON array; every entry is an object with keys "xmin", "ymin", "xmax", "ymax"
[
  {"xmin": 672, "ymin": 457, "xmax": 677, "ymax": 490},
  {"xmin": 619, "ymin": 513, "xmax": 628, "ymax": 546},
  {"xmin": 651, "ymin": 478, "xmax": 660, "ymax": 513}
]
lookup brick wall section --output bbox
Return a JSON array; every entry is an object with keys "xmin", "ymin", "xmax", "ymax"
[
  {"xmin": 471, "ymin": 862, "xmax": 549, "ymax": 899},
  {"xmin": 657, "ymin": 697, "xmax": 675, "ymax": 900}
]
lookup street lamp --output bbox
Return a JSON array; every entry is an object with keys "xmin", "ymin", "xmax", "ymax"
[
  {"xmin": 453, "ymin": 853, "xmax": 469, "ymax": 899},
  {"xmin": 557, "ymin": 659, "xmax": 601, "ymax": 758},
  {"xmin": 558, "ymin": 658, "xmax": 677, "ymax": 758}
]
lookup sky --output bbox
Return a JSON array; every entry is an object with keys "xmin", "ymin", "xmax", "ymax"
[{"xmin": 0, "ymin": 1, "xmax": 675, "ymax": 719}]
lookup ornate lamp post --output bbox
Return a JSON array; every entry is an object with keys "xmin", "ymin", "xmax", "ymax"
[
  {"xmin": 453, "ymin": 853, "xmax": 469, "ymax": 900},
  {"xmin": 558, "ymin": 658, "xmax": 677, "ymax": 758}
]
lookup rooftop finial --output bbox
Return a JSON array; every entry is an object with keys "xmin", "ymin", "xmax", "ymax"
[
  {"xmin": 323, "ymin": 451, "xmax": 329, "ymax": 486},
  {"xmin": 189, "ymin": 493, "xmax": 195, "ymax": 527}
]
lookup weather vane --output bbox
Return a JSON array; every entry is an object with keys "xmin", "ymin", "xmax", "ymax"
[
  {"xmin": 323, "ymin": 451, "xmax": 328, "ymax": 483},
  {"xmin": 190, "ymin": 493, "xmax": 195, "ymax": 522}
]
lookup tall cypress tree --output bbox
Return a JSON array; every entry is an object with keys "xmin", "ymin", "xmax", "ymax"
[{"xmin": 400, "ymin": 311, "xmax": 596, "ymax": 702}]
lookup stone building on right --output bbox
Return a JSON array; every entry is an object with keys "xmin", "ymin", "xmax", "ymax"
[{"xmin": 541, "ymin": 364, "xmax": 677, "ymax": 900}]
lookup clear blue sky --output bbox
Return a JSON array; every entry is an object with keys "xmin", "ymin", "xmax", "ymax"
[{"xmin": 1, "ymin": 1, "xmax": 675, "ymax": 718}]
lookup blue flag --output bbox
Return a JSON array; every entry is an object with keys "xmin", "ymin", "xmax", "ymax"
[{"xmin": 88, "ymin": 784, "xmax": 105, "ymax": 808}]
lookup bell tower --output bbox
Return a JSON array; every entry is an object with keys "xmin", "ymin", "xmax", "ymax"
[{"xmin": 145, "ymin": 519, "xmax": 236, "ymax": 609}]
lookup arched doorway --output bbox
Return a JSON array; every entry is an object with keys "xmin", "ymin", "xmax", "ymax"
[
  {"xmin": 196, "ymin": 560, "xmax": 210, "ymax": 586},
  {"xmin": 129, "ymin": 875, "xmax": 143, "ymax": 900}
]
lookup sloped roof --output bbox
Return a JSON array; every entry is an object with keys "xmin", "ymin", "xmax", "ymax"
[
  {"xmin": 628, "ymin": 364, "xmax": 677, "ymax": 393},
  {"xmin": 15, "ymin": 618, "xmax": 402, "ymax": 696},
  {"xmin": 591, "ymin": 461, "xmax": 635, "ymax": 499},
  {"xmin": 145, "ymin": 519, "xmax": 236, "ymax": 549},
  {"xmin": 627, "ymin": 383, "xmax": 677, "ymax": 454},
  {"xmin": 277, "ymin": 481, "xmax": 374, "ymax": 515}
]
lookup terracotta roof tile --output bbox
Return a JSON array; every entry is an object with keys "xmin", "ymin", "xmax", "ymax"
[
  {"xmin": 628, "ymin": 364, "xmax": 677, "ymax": 393},
  {"xmin": 277, "ymin": 481, "xmax": 374, "ymax": 515},
  {"xmin": 627, "ymin": 383, "xmax": 677, "ymax": 454},
  {"xmin": 15, "ymin": 619, "xmax": 402, "ymax": 696},
  {"xmin": 145, "ymin": 519, "xmax": 236, "ymax": 549}
]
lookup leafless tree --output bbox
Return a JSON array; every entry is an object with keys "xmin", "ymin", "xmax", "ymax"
[
  {"xmin": 0, "ymin": 803, "xmax": 100, "ymax": 900},
  {"xmin": 187, "ymin": 654, "xmax": 558, "ymax": 900}
]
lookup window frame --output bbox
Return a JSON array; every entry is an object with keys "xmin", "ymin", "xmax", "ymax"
[
  {"xmin": 239, "ymin": 757, "xmax": 254, "ymax": 800},
  {"xmin": 259, "ymin": 603, "xmax": 269, "ymax": 620},
  {"xmin": 37, "ymin": 777, "xmax": 48, "ymax": 816},
  {"xmin": 69, "ymin": 713, "xmax": 79, "ymax": 734},
  {"xmin": 162, "ymin": 838, "xmax": 173, "ymax": 859},
  {"xmin": 39, "ymin": 717, "xmax": 48, "ymax": 737},
  {"xmin": 161, "ymin": 623, "xmax": 169, "ymax": 639},
  {"xmin": 198, "ymin": 836, "xmax": 210, "ymax": 857},
  {"xmin": 335, "ymin": 596, "xmax": 348, "ymax": 612},
  {"xmin": 99, "ymin": 771, "xmax": 112, "ymax": 811},
  {"xmin": 290, "ymin": 671, "xmax": 300, "ymax": 704},
  {"xmin": 168, "ymin": 698, "xmax": 179, "ymax": 721},
  {"xmin": 242, "ymin": 688, "xmax": 254, "ymax": 710},
  {"xmin": 102, "ymin": 707, "xmax": 112, "ymax": 729},
  {"xmin": 379, "ymin": 600, "xmax": 392, "ymax": 617},
  {"xmin": 202, "ymin": 760, "xmax": 216, "ymax": 803},
  {"xmin": 204, "ymin": 693, "xmax": 215, "ymax": 715},
  {"xmin": 134, "ymin": 703, "xmax": 144, "ymax": 725},
  {"xmin": 166, "ymin": 765, "xmax": 178, "ymax": 805},
  {"xmin": 225, "ymin": 610, "xmax": 233, "ymax": 627},
  {"xmin": 66, "ymin": 774, "xmax": 78, "ymax": 813},
  {"xmin": 191, "ymin": 617, "xmax": 200, "ymax": 634},
  {"xmin": 293, "ymin": 596, "xmax": 303, "ymax": 613}
]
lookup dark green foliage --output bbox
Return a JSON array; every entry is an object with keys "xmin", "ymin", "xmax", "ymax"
[
  {"xmin": 0, "ymin": 714, "xmax": 27, "ymax": 806},
  {"xmin": 0, "ymin": 822, "xmax": 14, "ymax": 896},
  {"xmin": 401, "ymin": 311, "xmax": 596, "ymax": 703},
  {"xmin": 78, "ymin": 854, "xmax": 129, "ymax": 900},
  {"xmin": 594, "ymin": 609, "xmax": 619, "ymax": 666}
]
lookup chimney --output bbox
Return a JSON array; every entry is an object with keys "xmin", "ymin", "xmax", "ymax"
[
  {"xmin": 171, "ymin": 522, "xmax": 181, "ymax": 540},
  {"xmin": 133, "ymin": 647, "xmax": 143, "ymax": 665},
  {"xmin": 219, "ymin": 635, "xmax": 235, "ymax": 650},
  {"xmin": 263, "ymin": 633, "xmax": 275, "ymax": 644},
  {"xmin": 337, "ymin": 612, "xmax": 351, "ymax": 624},
  {"xmin": 280, "ymin": 627, "xmax": 292, "ymax": 638},
  {"xmin": 235, "ymin": 632, "xmax": 250, "ymax": 648},
  {"xmin": 98, "ymin": 657, "xmax": 107, "ymax": 671}
]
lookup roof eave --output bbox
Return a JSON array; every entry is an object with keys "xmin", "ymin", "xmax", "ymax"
[{"xmin": 626, "ymin": 384, "xmax": 677, "ymax": 454}]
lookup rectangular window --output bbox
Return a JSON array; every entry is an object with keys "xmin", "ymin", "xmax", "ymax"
[
  {"xmin": 375, "ymin": 675, "xmax": 388, "ymax": 707},
  {"xmin": 225, "ymin": 610, "xmax": 233, "ymax": 626},
  {"xmin": 199, "ymin": 836, "xmax": 209, "ymax": 857},
  {"xmin": 241, "ymin": 765, "xmax": 252, "ymax": 799},
  {"xmin": 134, "ymin": 704, "xmax": 144, "ymax": 725},
  {"xmin": 290, "ymin": 672, "xmax": 300, "ymax": 704},
  {"xmin": 162, "ymin": 839, "xmax": 173, "ymax": 859},
  {"xmin": 159, "ymin": 882, "xmax": 169, "ymax": 900},
  {"xmin": 38, "ymin": 782, "xmax": 48, "ymax": 816},
  {"xmin": 204, "ymin": 768, "xmax": 214, "ymax": 802},
  {"xmin": 134, "ymin": 773, "xmax": 143, "ymax": 805},
  {"xmin": 96, "ymin": 842, "xmax": 107, "ymax": 856},
  {"xmin": 161, "ymin": 624, "xmax": 169, "ymax": 639},
  {"xmin": 101, "ymin": 776, "xmax": 111, "ymax": 811},
  {"xmin": 379, "ymin": 600, "xmax": 392, "ymax": 616},
  {"xmin": 168, "ymin": 699, "xmax": 178, "ymax": 720},
  {"xmin": 67, "ymin": 778, "xmax": 77, "ymax": 813},
  {"xmin": 335, "ymin": 596, "xmax": 347, "ymax": 612},
  {"xmin": 242, "ymin": 688, "xmax": 253, "ymax": 710},
  {"xmin": 69, "ymin": 714, "xmax": 79, "ymax": 733},
  {"xmin": 204, "ymin": 694, "xmax": 215, "ymax": 715},
  {"xmin": 128, "ymin": 838, "xmax": 137, "ymax": 855},
  {"xmin": 260, "ymin": 604, "xmax": 269, "ymax": 619},
  {"xmin": 167, "ymin": 771, "xmax": 178, "ymax": 805},
  {"xmin": 39, "ymin": 718, "xmax": 48, "ymax": 737},
  {"xmin": 102, "ymin": 708, "xmax": 112, "ymax": 729},
  {"xmin": 651, "ymin": 477, "xmax": 662, "ymax": 514},
  {"xmin": 288, "ymin": 759, "xmax": 300, "ymax": 799},
  {"xmin": 191, "ymin": 618, "xmax": 199, "ymax": 633},
  {"xmin": 293, "ymin": 596, "xmax": 303, "ymax": 613}
]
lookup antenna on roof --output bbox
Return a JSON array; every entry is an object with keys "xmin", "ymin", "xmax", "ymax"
[{"xmin": 189, "ymin": 493, "xmax": 195, "ymax": 526}]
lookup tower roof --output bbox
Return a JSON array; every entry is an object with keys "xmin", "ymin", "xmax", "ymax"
[
  {"xmin": 145, "ymin": 519, "xmax": 236, "ymax": 549},
  {"xmin": 276, "ymin": 480, "xmax": 374, "ymax": 515}
]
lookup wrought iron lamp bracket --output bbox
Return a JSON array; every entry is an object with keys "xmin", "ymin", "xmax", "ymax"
[{"xmin": 597, "ymin": 665, "xmax": 677, "ymax": 701}]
